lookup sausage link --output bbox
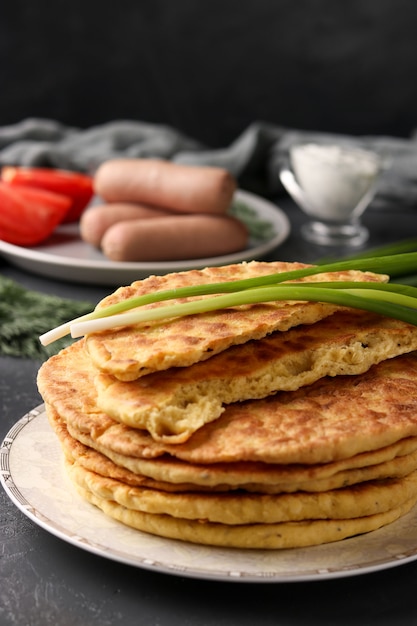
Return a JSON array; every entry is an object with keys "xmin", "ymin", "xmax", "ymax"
[
  {"xmin": 80, "ymin": 203, "xmax": 169, "ymax": 247},
  {"xmin": 100, "ymin": 214, "xmax": 248, "ymax": 262},
  {"xmin": 94, "ymin": 159, "xmax": 237, "ymax": 215}
]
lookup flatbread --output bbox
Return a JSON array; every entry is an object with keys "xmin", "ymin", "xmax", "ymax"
[
  {"xmin": 85, "ymin": 261, "xmax": 387, "ymax": 380},
  {"xmin": 94, "ymin": 310, "xmax": 417, "ymax": 442},
  {"xmin": 38, "ymin": 343, "xmax": 417, "ymax": 467},
  {"xmin": 66, "ymin": 458, "xmax": 417, "ymax": 525},
  {"xmin": 69, "ymin": 468, "xmax": 417, "ymax": 549},
  {"xmin": 47, "ymin": 402, "xmax": 417, "ymax": 494},
  {"xmin": 36, "ymin": 258, "xmax": 417, "ymax": 550}
]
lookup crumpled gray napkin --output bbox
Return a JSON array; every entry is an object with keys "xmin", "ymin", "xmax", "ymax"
[{"xmin": 1, "ymin": 117, "xmax": 417, "ymax": 209}]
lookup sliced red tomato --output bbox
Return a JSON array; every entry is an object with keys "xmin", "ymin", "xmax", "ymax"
[
  {"xmin": 1, "ymin": 166, "xmax": 94, "ymax": 222},
  {"xmin": 0, "ymin": 182, "xmax": 71, "ymax": 245}
]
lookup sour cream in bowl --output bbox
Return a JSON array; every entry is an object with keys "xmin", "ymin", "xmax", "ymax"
[{"xmin": 280, "ymin": 143, "xmax": 386, "ymax": 247}]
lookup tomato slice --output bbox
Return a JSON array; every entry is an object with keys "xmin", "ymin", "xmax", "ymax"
[
  {"xmin": 1, "ymin": 166, "xmax": 94, "ymax": 222},
  {"xmin": 0, "ymin": 182, "xmax": 72, "ymax": 245}
]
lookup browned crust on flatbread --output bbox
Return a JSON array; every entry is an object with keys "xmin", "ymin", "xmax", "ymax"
[
  {"xmin": 47, "ymin": 403, "xmax": 417, "ymax": 493},
  {"xmin": 66, "ymin": 458, "xmax": 417, "ymax": 525},
  {"xmin": 39, "ymin": 343, "xmax": 417, "ymax": 468},
  {"xmin": 93, "ymin": 310, "xmax": 417, "ymax": 442}
]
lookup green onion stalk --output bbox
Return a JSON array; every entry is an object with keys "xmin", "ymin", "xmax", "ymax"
[{"xmin": 39, "ymin": 252, "xmax": 417, "ymax": 346}]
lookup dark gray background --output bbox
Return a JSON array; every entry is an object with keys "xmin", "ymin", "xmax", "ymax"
[{"xmin": 2, "ymin": 0, "xmax": 417, "ymax": 145}]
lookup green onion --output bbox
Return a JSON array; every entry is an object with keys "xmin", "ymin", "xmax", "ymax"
[
  {"xmin": 39, "ymin": 252, "xmax": 417, "ymax": 346},
  {"xmin": 317, "ymin": 238, "xmax": 417, "ymax": 264},
  {"xmin": 68, "ymin": 282, "xmax": 417, "ymax": 338},
  {"xmin": 316, "ymin": 238, "xmax": 417, "ymax": 287}
]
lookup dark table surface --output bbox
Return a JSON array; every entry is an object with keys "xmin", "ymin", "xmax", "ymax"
[{"xmin": 1, "ymin": 199, "xmax": 417, "ymax": 626}]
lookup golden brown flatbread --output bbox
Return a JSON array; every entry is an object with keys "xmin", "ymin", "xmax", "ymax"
[
  {"xmin": 48, "ymin": 403, "xmax": 417, "ymax": 494},
  {"xmin": 84, "ymin": 261, "xmax": 387, "ymax": 381},
  {"xmin": 38, "ymin": 342, "xmax": 417, "ymax": 467},
  {"xmin": 94, "ymin": 310, "xmax": 417, "ymax": 442},
  {"xmin": 48, "ymin": 403, "xmax": 417, "ymax": 493},
  {"xmin": 66, "ymin": 457, "xmax": 417, "ymax": 525},
  {"xmin": 69, "ymin": 465, "xmax": 417, "ymax": 549}
]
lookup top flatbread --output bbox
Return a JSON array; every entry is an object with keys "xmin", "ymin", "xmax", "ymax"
[{"xmin": 85, "ymin": 261, "xmax": 387, "ymax": 380}]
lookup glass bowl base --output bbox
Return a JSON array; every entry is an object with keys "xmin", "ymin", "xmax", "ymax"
[{"xmin": 301, "ymin": 220, "xmax": 369, "ymax": 247}]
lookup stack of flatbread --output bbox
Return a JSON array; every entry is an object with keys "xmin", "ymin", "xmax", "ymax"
[{"xmin": 37, "ymin": 261, "xmax": 417, "ymax": 549}]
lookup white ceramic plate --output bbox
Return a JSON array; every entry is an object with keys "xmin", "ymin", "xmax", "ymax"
[
  {"xmin": 3, "ymin": 406, "xmax": 417, "ymax": 583},
  {"xmin": 0, "ymin": 190, "xmax": 290, "ymax": 286}
]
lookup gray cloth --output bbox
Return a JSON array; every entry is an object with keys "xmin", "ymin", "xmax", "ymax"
[{"xmin": 1, "ymin": 117, "xmax": 417, "ymax": 209}]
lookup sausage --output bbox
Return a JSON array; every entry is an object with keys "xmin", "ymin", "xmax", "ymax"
[
  {"xmin": 79, "ymin": 203, "xmax": 169, "ymax": 247},
  {"xmin": 94, "ymin": 159, "xmax": 237, "ymax": 215},
  {"xmin": 100, "ymin": 214, "xmax": 248, "ymax": 262}
]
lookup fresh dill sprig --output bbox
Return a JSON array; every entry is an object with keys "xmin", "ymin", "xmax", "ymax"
[{"xmin": 0, "ymin": 275, "xmax": 92, "ymax": 358}]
